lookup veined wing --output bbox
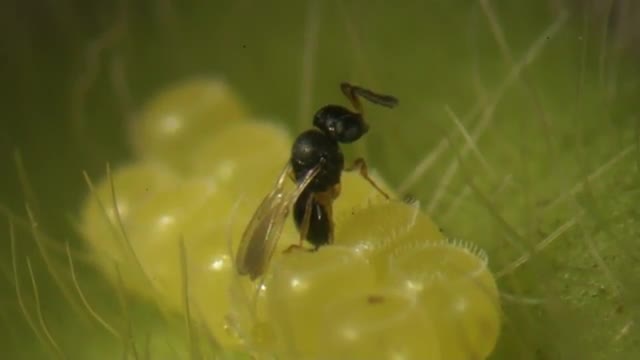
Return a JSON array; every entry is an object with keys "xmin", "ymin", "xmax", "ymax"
[{"xmin": 235, "ymin": 162, "xmax": 321, "ymax": 280}]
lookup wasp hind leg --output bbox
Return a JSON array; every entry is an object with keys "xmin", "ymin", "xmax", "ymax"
[
  {"xmin": 310, "ymin": 188, "xmax": 337, "ymax": 250},
  {"xmin": 324, "ymin": 201, "xmax": 335, "ymax": 248},
  {"xmin": 284, "ymin": 193, "xmax": 314, "ymax": 254},
  {"xmin": 322, "ymin": 188, "xmax": 337, "ymax": 246},
  {"xmin": 345, "ymin": 157, "xmax": 390, "ymax": 199}
]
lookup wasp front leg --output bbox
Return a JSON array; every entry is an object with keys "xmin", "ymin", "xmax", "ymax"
[{"xmin": 345, "ymin": 157, "xmax": 390, "ymax": 199}]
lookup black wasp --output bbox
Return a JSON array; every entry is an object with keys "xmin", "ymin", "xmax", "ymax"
[{"xmin": 235, "ymin": 82, "xmax": 398, "ymax": 280}]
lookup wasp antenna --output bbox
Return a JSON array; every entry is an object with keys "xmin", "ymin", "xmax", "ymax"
[{"xmin": 341, "ymin": 82, "xmax": 399, "ymax": 110}]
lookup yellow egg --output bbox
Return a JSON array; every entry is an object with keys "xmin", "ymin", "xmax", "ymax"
[
  {"xmin": 388, "ymin": 239, "xmax": 501, "ymax": 360},
  {"xmin": 321, "ymin": 287, "xmax": 442, "ymax": 360},
  {"xmin": 334, "ymin": 196, "xmax": 444, "ymax": 277},
  {"xmin": 130, "ymin": 78, "xmax": 250, "ymax": 170},
  {"xmin": 261, "ymin": 245, "xmax": 377, "ymax": 358},
  {"xmin": 187, "ymin": 120, "xmax": 293, "ymax": 204},
  {"xmin": 186, "ymin": 120, "xmax": 291, "ymax": 177},
  {"xmin": 120, "ymin": 178, "xmax": 228, "ymax": 305},
  {"xmin": 79, "ymin": 162, "xmax": 179, "ymax": 288},
  {"xmin": 254, "ymin": 199, "xmax": 499, "ymax": 360}
]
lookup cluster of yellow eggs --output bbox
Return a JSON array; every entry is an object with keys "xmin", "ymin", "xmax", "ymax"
[{"xmin": 78, "ymin": 78, "xmax": 501, "ymax": 359}]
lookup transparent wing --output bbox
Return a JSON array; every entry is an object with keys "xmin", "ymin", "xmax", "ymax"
[{"xmin": 235, "ymin": 162, "xmax": 321, "ymax": 280}]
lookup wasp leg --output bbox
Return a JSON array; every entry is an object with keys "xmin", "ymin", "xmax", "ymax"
[
  {"xmin": 327, "ymin": 185, "xmax": 338, "ymax": 245},
  {"xmin": 298, "ymin": 193, "xmax": 314, "ymax": 245},
  {"xmin": 345, "ymin": 157, "xmax": 390, "ymax": 199},
  {"xmin": 332, "ymin": 182, "xmax": 342, "ymax": 199},
  {"xmin": 314, "ymin": 189, "xmax": 337, "ymax": 246},
  {"xmin": 287, "ymin": 167, "xmax": 296, "ymax": 182},
  {"xmin": 325, "ymin": 198, "xmax": 335, "ymax": 245},
  {"xmin": 284, "ymin": 193, "xmax": 314, "ymax": 254}
]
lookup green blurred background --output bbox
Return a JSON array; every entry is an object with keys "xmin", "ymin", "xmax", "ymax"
[{"xmin": 1, "ymin": 0, "xmax": 639, "ymax": 359}]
